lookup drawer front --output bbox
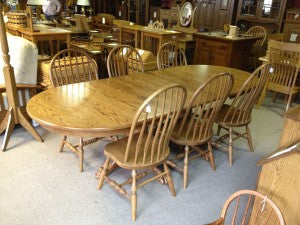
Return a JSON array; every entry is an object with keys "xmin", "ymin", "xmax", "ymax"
[{"xmin": 198, "ymin": 38, "xmax": 229, "ymax": 50}]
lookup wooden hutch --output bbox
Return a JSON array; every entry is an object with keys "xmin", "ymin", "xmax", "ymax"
[{"xmin": 235, "ymin": 0, "xmax": 288, "ymax": 33}]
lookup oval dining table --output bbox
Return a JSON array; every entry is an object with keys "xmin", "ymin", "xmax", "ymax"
[{"xmin": 27, "ymin": 65, "xmax": 251, "ymax": 138}]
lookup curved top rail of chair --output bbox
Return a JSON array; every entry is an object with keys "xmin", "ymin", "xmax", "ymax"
[{"xmin": 26, "ymin": 65, "xmax": 251, "ymax": 138}]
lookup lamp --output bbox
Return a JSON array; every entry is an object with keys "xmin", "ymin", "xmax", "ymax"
[
  {"xmin": 76, "ymin": 0, "xmax": 90, "ymax": 15},
  {"xmin": 27, "ymin": 0, "xmax": 44, "ymax": 21}
]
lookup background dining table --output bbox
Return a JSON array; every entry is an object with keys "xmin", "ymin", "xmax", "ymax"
[{"xmin": 27, "ymin": 65, "xmax": 251, "ymax": 138}]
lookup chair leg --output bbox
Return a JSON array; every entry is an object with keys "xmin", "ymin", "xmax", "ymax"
[
  {"xmin": 217, "ymin": 124, "xmax": 222, "ymax": 136},
  {"xmin": 208, "ymin": 141, "xmax": 216, "ymax": 171},
  {"xmin": 286, "ymin": 93, "xmax": 293, "ymax": 111},
  {"xmin": 97, "ymin": 158, "xmax": 110, "ymax": 190},
  {"xmin": 245, "ymin": 125, "xmax": 254, "ymax": 152},
  {"xmin": 59, "ymin": 135, "xmax": 67, "ymax": 152},
  {"xmin": 228, "ymin": 127, "xmax": 233, "ymax": 166},
  {"xmin": 79, "ymin": 138, "xmax": 84, "ymax": 172},
  {"xmin": 163, "ymin": 163, "xmax": 176, "ymax": 197},
  {"xmin": 273, "ymin": 92, "xmax": 278, "ymax": 103},
  {"xmin": 131, "ymin": 170, "xmax": 137, "ymax": 221},
  {"xmin": 183, "ymin": 145, "xmax": 189, "ymax": 189}
]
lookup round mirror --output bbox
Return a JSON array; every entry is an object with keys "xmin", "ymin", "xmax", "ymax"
[{"xmin": 180, "ymin": 2, "xmax": 193, "ymax": 27}]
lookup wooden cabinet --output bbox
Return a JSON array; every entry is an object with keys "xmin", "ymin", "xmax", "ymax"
[
  {"xmin": 194, "ymin": 33, "xmax": 259, "ymax": 70},
  {"xmin": 194, "ymin": 38, "xmax": 229, "ymax": 66},
  {"xmin": 236, "ymin": 0, "xmax": 288, "ymax": 33},
  {"xmin": 283, "ymin": 8, "xmax": 300, "ymax": 43}
]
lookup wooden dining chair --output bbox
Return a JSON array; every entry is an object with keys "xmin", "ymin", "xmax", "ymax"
[
  {"xmin": 213, "ymin": 64, "xmax": 270, "ymax": 166},
  {"xmin": 96, "ymin": 84, "xmax": 187, "ymax": 221},
  {"xmin": 246, "ymin": 26, "xmax": 267, "ymax": 68},
  {"xmin": 50, "ymin": 49, "xmax": 98, "ymax": 87},
  {"xmin": 157, "ymin": 42, "xmax": 187, "ymax": 70},
  {"xmin": 257, "ymin": 40, "xmax": 300, "ymax": 111},
  {"xmin": 107, "ymin": 44, "xmax": 144, "ymax": 78},
  {"xmin": 169, "ymin": 72, "xmax": 234, "ymax": 189},
  {"xmin": 206, "ymin": 190, "xmax": 285, "ymax": 225},
  {"xmin": 50, "ymin": 48, "xmax": 99, "ymax": 172}
]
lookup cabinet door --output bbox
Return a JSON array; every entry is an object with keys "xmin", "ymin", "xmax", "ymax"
[
  {"xmin": 213, "ymin": 0, "xmax": 234, "ymax": 29},
  {"xmin": 237, "ymin": 0, "xmax": 259, "ymax": 19},
  {"xmin": 258, "ymin": 0, "xmax": 285, "ymax": 22},
  {"xmin": 211, "ymin": 48, "xmax": 229, "ymax": 66},
  {"xmin": 194, "ymin": 46, "xmax": 211, "ymax": 65},
  {"xmin": 193, "ymin": 1, "xmax": 216, "ymax": 28}
]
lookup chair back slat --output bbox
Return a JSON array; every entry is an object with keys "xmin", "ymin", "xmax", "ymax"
[
  {"xmin": 220, "ymin": 190, "xmax": 285, "ymax": 225},
  {"xmin": 241, "ymin": 195, "xmax": 253, "ymax": 225},
  {"xmin": 223, "ymin": 63, "xmax": 270, "ymax": 125},
  {"xmin": 157, "ymin": 42, "xmax": 187, "ymax": 70},
  {"xmin": 124, "ymin": 84, "xmax": 187, "ymax": 165},
  {"xmin": 107, "ymin": 45, "xmax": 144, "ymax": 78},
  {"xmin": 50, "ymin": 49, "xmax": 98, "ymax": 87},
  {"xmin": 174, "ymin": 72, "xmax": 233, "ymax": 144},
  {"xmin": 231, "ymin": 195, "xmax": 240, "ymax": 225}
]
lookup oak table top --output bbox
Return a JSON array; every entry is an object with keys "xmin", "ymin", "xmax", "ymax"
[{"xmin": 27, "ymin": 65, "xmax": 251, "ymax": 138}]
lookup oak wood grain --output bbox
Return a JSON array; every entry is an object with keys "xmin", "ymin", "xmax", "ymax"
[{"xmin": 27, "ymin": 65, "xmax": 251, "ymax": 138}]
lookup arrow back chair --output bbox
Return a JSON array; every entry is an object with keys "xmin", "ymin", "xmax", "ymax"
[
  {"xmin": 107, "ymin": 45, "xmax": 144, "ymax": 77},
  {"xmin": 207, "ymin": 190, "xmax": 285, "ymax": 225},
  {"xmin": 50, "ymin": 48, "xmax": 99, "ymax": 172},
  {"xmin": 157, "ymin": 42, "xmax": 187, "ymax": 70},
  {"xmin": 213, "ymin": 63, "xmax": 270, "ymax": 166},
  {"xmin": 246, "ymin": 26, "xmax": 267, "ymax": 69},
  {"xmin": 96, "ymin": 84, "xmax": 187, "ymax": 221},
  {"xmin": 169, "ymin": 72, "xmax": 234, "ymax": 189}
]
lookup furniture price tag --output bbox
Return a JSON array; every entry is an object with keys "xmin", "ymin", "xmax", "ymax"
[
  {"xmin": 119, "ymin": 11, "xmax": 122, "ymax": 16},
  {"xmin": 290, "ymin": 33, "xmax": 298, "ymax": 42}
]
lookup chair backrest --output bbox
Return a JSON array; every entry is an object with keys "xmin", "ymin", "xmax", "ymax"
[
  {"xmin": 267, "ymin": 40, "xmax": 300, "ymax": 88},
  {"xmin": 50, "ymin": 49, "xmax": 98, "ymax": 87},
  {"xmin": 220, "ymin": 190, "xmax": 285, "ymax": 225},
  {"xmin": 246, "ymin": 26, "xmax": 267, "ymax": 51},
  {"xmin": 124, "ymin": 84, "xmax": 187, "ymax": 165},
  {"xmin": 173, "ymin": 72, "xmax": 233, "ymax": 144},
  {"xmin": 157, "ymin": 42, "xmax": 187, "ymax": 70},
  {"xmin": 107, "ymin": 45, "xmax": 144, "ymax": 78},
  {"xmin": 222, "ymin": 63, "xmax": 270, "ymax": 126}
]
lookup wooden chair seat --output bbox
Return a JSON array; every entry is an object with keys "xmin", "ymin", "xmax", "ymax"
[
  {"xmin": 216, "ymin": 104, "xmax": 251, "ymax": 127},
  {"xmin": 171, "ymin": 118, "xmax": 213, "ymax": 146},
  {"xmin": 104, "ymin": 133, "xmax": 170, "ymax": 170},
  {"xmin": 268, "ymin": 82, "xmax": 300, "ymax": 94}
]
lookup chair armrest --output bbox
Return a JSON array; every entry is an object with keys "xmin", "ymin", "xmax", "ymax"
[{"xmin": 0, "ymin": 84, "xmax": 42, "ymax": 93}]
